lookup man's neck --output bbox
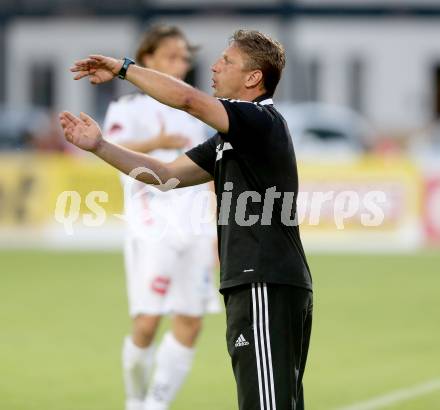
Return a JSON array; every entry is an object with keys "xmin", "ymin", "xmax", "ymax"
[
  {"xmin": 252, "ymin": 92, "xmax": 272, "ymax": 103},
  {"xmin": 230, "ymin": 90, "xmax": 270, "ymax": 103}
]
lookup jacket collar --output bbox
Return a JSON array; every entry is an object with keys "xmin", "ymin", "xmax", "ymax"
[{"xmin": 253, "ymin": 93, "xmax": 274, "ymax": 105}]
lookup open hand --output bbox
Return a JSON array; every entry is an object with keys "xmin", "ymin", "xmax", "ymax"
[
  {"xmin": 70, "ymin": 55, "xmax": 123, "ymax": 84},
  {"xmin": 59, "ymin": 111, "xmax": 103, "ymax": 152}
]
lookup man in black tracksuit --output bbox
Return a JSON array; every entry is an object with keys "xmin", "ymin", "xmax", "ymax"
[
  {"xmin": 60, "ymin": 29, "xmax": 313, "ymax": 410},
  {"xmin": 187, "ymin": 93, "xmax": 313, "ymax": 410}
]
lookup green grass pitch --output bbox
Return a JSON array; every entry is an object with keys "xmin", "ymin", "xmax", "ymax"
[{"xmin": 1, "ymin": 250, "xmax": 439, "ymax": 410}]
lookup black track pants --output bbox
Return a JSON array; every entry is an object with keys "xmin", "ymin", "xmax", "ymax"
[{"xmin": 224, "ymin": 283, "xmax": 313, "ymax": 410}]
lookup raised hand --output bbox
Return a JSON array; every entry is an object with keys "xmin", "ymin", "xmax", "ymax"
[
  {"xmin": 70, "ymin": 55, "xmax": 123, "ymax": 85},
  {"xmin": 59, "ymin": 111, "xmax": 103, "ymax": 152}
]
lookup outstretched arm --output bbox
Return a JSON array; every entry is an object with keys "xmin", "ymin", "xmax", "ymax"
[
  {"xmin": 59, "ymin": 111, "xmax": 212, "ymax": 188},
  {"xmin": 71, "ymin": 55, "xmax": 229, "ymax": 133}
]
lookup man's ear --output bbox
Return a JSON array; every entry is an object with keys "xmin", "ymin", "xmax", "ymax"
[{"xmin": 245, "ymin": 70, "xmax": 264, "ymax": 89}]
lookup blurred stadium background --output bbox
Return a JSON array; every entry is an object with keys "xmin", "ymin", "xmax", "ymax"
[{"xmin": 1, "ymin": 1, "xmax": 439, "ymax": 409}]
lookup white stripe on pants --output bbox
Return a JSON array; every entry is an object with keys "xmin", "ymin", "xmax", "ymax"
[{"xmin": 252, "ymin": 283, "xmax": 277, "ymax": 410}]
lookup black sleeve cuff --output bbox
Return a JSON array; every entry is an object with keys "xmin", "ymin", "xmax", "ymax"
[{"xmin": 185, "ymin": 151, "xmax": 215, "ymax": 177}]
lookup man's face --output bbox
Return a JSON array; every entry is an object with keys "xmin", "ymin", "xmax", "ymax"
[
  {"xmin": 141, "ymin": 36, "xmax": 191, "ymax": 80},
  {"xmin": 211, "ymin": 44, "xmax": 250, "ymax": 99}
]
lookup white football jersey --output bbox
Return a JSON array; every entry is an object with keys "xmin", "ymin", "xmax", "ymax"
[{"xmin": 103, "ymin": 94, "xmax": 215, "ymax": 240}]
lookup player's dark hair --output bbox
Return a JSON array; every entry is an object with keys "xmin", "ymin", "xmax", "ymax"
[
  {"xmin": 231, "ymin": 30, "xmax": 286, "ymax": 96},
  {"xmin": 136, "ymin": 24, "xmax": 197, "ymax": 66}
]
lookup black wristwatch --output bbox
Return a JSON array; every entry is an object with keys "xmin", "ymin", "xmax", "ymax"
[{"xmin": 118, "ymin": 57, "xmax": 135, "ymax": 80}]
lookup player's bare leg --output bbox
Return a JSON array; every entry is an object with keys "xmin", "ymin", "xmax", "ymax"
[
  {"xmin": 123, "ymin": 314, "xmax": 161, "ymax": 410},
  {"xmin": 144, "ymin": 315, "xmax": 202, "ymax": 410},
  {"xmin": 133, "ymin": 315, "xmax": 162, "ymax": 347},
  {"xmin": 172, "ymin": 314, "xmax": 202, "ymax": 347}
]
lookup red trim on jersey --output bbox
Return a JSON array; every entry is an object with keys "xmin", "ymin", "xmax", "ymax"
[{"xmin": 108, "ymin": 123, "xmax": 123, "ymax": 134}]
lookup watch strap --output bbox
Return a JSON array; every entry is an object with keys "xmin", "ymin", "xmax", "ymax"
[{"xmin": 118, "ymin": 57, "xmax": 135, "ymax": 80}]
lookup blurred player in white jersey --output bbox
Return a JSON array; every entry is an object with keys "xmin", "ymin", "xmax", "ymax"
[{"xmin": 102, "ymin": 25, "xmax": 220, "ymax": 410}]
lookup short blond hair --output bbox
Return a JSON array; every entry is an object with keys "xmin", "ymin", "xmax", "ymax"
[{"xmin": 231, "ymin": 30, "xmax": 286, "ymax": 96}]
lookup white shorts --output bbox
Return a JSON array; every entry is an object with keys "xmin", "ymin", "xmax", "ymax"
[{"xmin": 124, "ymin": 232, "xmax": 221, "ymax": 317}]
